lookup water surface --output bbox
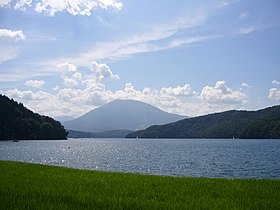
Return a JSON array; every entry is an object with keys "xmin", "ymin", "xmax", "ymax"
[{"xmin": 0, "ymin": 138, "xmax": 279, "ymax": 178}]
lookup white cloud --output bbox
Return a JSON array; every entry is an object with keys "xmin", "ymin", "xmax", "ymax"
[
  {"xmin": 91, "ymin": 61, "xmax": 119, "ymax": 82},
  {"xmin": 98, "ymin": 0, "xmax": 123, "ymax": 10},
  {"xmin": 241, "ymin": 82, "xmax": 251, "ymax": 88},
  {"xmin": 5, "ymin": 88, "xmax": 51, "ymax": 101},
  {"xmin": 57, "ymin": 63, "xmax": 82, "ymax": 86},
  {"xmin": 62, "ymin": 75, "xmax": 80, "ymax": 86},
  {"xmin": 268, "ymin": 88, "xmax": 280, "ymax": 101},
  {"xmin": 5, "ymin": 88, "xmax": 88, "ymax": 118},
  {"xmin": 2, "ymin": 79, "xmax": 249, "ymax": 120},
  {"xmin": 1, "ymin": 60, "xmax": 249, "ymax": 119},
  {"xmin": 160, "ymin": 84, "xmax": 193, "ymax": 97},
  {"xmin": 58, "ymin": 88, "xmax": 81, "ymax": 101},
  {"xmin": 57, "ymin": 62, "xmax": 77, "ymax": 72},
  {"xmin": 53, "ymin": 85, "xmax": 60, "ymax": 91},
  {"xmin": 57, "ymin": 61, "xmax": 118, "ymax": 88},
  {"xmin": 0, "ymin": 0, "xmax": 10, "ymax": 7},
  {"xmin": 5, "ymin": 89, "xmax": 33, "ymax": 100},
  {"xmin": 200, "ymin": 81, "xmax": 246, "ymax": 104},
  {"xmin": 269, "ymin": 81, "xmax": 280, "ymax": 100},
  {"xmin": 25, "ymin": 80, "xmax": 45, "ymax": 89},
  {"xmin": 2, "ymin": 0, "xmax": 123, "ymax": 16},
  {"xmin": 0, "ymin": 29, "xmax": 25, "ymax": 41},
  {"xmin": 14, "ymin": 0, "xmax": 32, "ymax": 10},
  {"xmin": 272, "ymin": 80, "xmax": 280, "ymax": 86}
]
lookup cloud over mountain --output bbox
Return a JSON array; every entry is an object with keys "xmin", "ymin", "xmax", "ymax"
[
  {"xmin": 160, "ymin": 84, "xmax": 193, "ymax": 97},
  {"xmin": 200, "ymin": 81, "xmax": 246, "ymax": 104},
  {"xmin": 0, "ymin": 58, "xmax": 250, "ymax": 119}
]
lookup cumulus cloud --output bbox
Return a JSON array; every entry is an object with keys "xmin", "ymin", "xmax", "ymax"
[
  {"xmin": 272, "ymin": 80, "xmax": 280, "ymax": 86},
  {"xmin": 0, "ymin": 29, "xmax": 25, "ymax": 41},
  {"xmin": 2, "ymin": 0, "xmax": 123, "ymax": 16},
  {"xmin": 1, "ymin": 60, "xmax": 248, "ymax": 119},
  {"xmin": 0, "ymin": 0, "xmax": 10, "ymax": 7},
  {"xmin": 268, "ymin": 80, "xmax": 280, "ymax": 100},
  {"xmin": 160, "ymin": 84, "xmax": 192, "ymax": 97},
  {"xmin": 57, "ymin": 62, "xmax": 81, "ymax": 86},
  {"xmin": 36, "ymin": 0, "xmax": 123, "ymax": 16},
  {"xmin": 200, "ymin": 81, "xmax": 246, "ymax": 104},
  {"xmin": 14, "ymin": 0, "xmax": 32, "ymax": 10},
  {"xmin": 268, "ymin": 88, "xmax": 280, "ymax": 101},
  {"xmin": 91, "ymin": 61, "xmax": 119, "ymax": 82},
  {"xmin": 57, "ymin": 61, "xmax": 119, "ymax": 88},
  {"xmin": 5, "ymin": 88, "xmax": 51, "ymax": 101},
  {"xmin": 4, "ymin": 88, "xmax": 86, "ymax": 118},
  {"xmin": 25, "ymin": 80, "xmax": 45, "ymax": 89},
  {"xmin": 2, "ymin": 79, "xmax": 248, "ymax": 120},
  {"xmin": 57, "ymin": 62, "xmax": 77, "ymax": 72}
]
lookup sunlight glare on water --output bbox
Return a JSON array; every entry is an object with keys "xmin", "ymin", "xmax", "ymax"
[{"xmin": 0, "ymin": 138, "xmax": 280, "ymax": 178}]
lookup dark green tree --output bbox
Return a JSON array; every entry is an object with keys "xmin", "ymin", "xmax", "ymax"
[{"xmin": 0, "ymin": 94, "xmax": 67, "ymax": 140}]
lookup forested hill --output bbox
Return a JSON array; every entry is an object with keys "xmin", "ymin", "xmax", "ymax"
[
  {"xmin": 0, "ymin": 95, "xmax": 67, "ymax": 140},
  {"xmin": 126, "ymin": 105, "xmax": 280, "ymax": 139}
]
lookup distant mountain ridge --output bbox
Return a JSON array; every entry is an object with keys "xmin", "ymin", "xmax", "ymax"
[
  {"xmin": 126, "ymin": 105, "xmax": 280, "ymax": 139},
  {"xmin": 63, "ymin": 99, "xmax": 186, "ymax": 133},
  {"xmin": 67, "ymin": 129, "xmax": 132, "ymax": 138}
]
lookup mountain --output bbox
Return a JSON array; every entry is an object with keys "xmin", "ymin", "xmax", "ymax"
[
  {"xmin": 126, "ymin": 105, "xmax": 280, "ymax": 139},
  {"xmin": 0, "ymin": 94, "xmax": 67, "ymax": 140},
  {"xmin": 63, "ymin": 99, "xmax": 186, "ymax": 133}
]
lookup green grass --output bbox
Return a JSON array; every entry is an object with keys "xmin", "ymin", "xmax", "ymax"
[{"xmin": 0, "ymin": 161, "xmax": 280, "ymax": 209}]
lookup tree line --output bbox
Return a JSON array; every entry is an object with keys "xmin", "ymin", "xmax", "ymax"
[
  {"xmin": 127, "ymin": 106, "xmax": 280, "ymax": 139},
  {"xmin": 0, "ymin": 94, "xmax": 67, "ymax": 140}
]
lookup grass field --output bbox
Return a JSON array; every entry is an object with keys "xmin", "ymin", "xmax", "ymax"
[{"xmin": 0, "ymin": 160, "xmax": 280, "ymax": 209}]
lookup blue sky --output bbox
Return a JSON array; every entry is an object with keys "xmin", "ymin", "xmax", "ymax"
[{"xmin": 0, "ymin": 0, "xmax": 280, "ymax": 120}]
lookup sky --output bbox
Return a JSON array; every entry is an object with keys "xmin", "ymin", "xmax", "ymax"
[{"xmin": 0, "ymin": 0, "xmax": 280, "ymax": 121}]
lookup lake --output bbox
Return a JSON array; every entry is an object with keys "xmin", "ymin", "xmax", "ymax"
[{"xmin": 0, "ymin": 138, "xmax": 279, "ymax": 178}]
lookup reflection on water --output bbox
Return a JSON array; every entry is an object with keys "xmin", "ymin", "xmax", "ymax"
[{"xmin": 0, "ymin": 138, "xmax": 280, "ymax": 178}]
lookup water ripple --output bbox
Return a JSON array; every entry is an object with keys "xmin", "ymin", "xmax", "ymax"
[{"xmin": 0, "ymin": 139, "xmax": 280, "ymax": 178}]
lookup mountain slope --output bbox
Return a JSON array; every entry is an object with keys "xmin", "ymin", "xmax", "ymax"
[
  {"xmin": 63, "ymin": 99, "xmax": 186, "ymax": 133},
  {"xmin": 0, "ymin": 94, "xmax": 67, "ymax": 140},
  {"xmin": 126, "ymin": 105, "xmax": 280, "ymax": 139}
]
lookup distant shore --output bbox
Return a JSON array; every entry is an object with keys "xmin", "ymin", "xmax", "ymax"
[{"xmin": 1, "ymin": 160, "xmax": 279, "ymax": 209}]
